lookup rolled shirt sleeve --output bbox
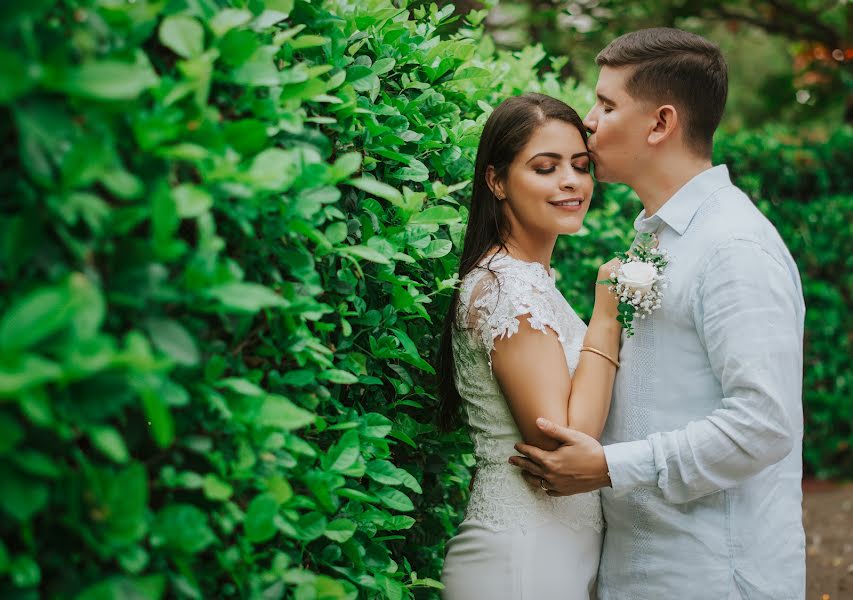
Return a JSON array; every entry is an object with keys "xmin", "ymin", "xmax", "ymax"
[{"xmin": 604, "ymin": 238, "xmax": 804, "ymax": 502}]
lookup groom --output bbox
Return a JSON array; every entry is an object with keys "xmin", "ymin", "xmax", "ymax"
[{"xmin": 510, "ymin": 28, "xmax": 806, "ymax": 599}]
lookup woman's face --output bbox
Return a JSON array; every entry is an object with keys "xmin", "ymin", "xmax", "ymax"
[{"xmin": 490, "ymin": 119, "xmax": 594, "ymax": 238}]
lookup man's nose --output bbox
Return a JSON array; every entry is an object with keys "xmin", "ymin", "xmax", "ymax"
[{"xmin": 583, "ymin": 109, "xmax": 596, "ymax": 133}]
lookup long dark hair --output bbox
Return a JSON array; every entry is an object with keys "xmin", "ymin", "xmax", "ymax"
[{"xmin": 436, "ymin": 93, "xmax": 588, "ymax": 431}]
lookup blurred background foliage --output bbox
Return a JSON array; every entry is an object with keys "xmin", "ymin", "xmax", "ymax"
[
  {"xmin": 449, "ymin": 0, "xmax": 851, "ymax": 130},
  {"xmin": 0, "ymin": 0, "xmax": 849, "ymax": 598}
]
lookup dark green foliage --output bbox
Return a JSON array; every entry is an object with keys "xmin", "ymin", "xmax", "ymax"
[
  {"xmin": 0, "ymin": 0, "xmax": 585, "ymax": 597},
  {"xmin": 0, "ymin": 0, "xmax": 849, "ymax": 598}
]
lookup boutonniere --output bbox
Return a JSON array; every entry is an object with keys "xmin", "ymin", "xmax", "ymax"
[{"xmin": 602, "ymin": 233, "xmax": 670, "ymax": 337}]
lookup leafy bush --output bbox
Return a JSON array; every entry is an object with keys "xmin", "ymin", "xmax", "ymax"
[
  {"xmin": 0, "ymin": 1, "xmax": 849, "ymax": 598},
  {"xmin": 0, "ymin": 0, "xmax": 589, "ymax": 598}
]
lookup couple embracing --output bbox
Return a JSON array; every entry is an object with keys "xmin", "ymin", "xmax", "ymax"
[{"xmin": 437, "ymin": 28, "xmax": 806, "ymax": 600}]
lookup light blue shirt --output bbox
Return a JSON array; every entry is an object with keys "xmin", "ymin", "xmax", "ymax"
[{"xmin": 598, "ymin": 165, "xmax": 806, "ymax": 599}]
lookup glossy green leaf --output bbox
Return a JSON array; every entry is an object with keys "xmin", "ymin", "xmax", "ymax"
[
  {"xmin": 172, "ymin": 185, "xmax": 213, "ymax": 218},
  {"xmin": 89, "ymin": 425, "xmax": 130, "ymax": 463},
  {"xmin": 365, "ymin": 460, "xmax": 402, "ymax": 486},
  {"xmin": 258, "ymin": 395, "xmax": 315, "ymax": 430},
  {"xmin": 323, "ymin": 518, "xmax": 356, "ymax": 543},
  {"xmin": 75, "ymin": 575, "xmax": 166, "ymax": 600},
  {"xmin": 159, "ymin": 16, "xmax": 205, "ymax": 58},
  {"xmin": 87, "ymin": 463, "xmax": 148, "ymax": 546},
  {"xmin": 9, "ymin": 555, "xmax": 40, "ymax": 588},
  {"xmin": 0, "ymin": 463, "xmax": 48, "ymax": 521},
  {"xmin": 150, "ymin": 505, "xmax": 215, "ymax": 554},
  {"xmin": 0, "ymin": 284, "xmax": 75, "ymax": 352},
  {"xmin": 422, "ymin": 239, "xmax": 452, "ymax": 258},
  {"xmin": 339, "ymin": 245, "xmax": 390, "ymax": 264},
  {"xmin": 408, "ymin": 205, "xmax": 461, "ymax": 225},
  {"xmin": 206, "ymin": 282, "xmax": 287, "ymax": 312},
  {"xmin": 210, "ymin": 9, "xmax": 253, "ymax": 36},
  {"xmin": 319, "ymin": 369, "xmax": 358, "ymax": 385},
  {"xmin": 325, "ymin": 430, "xmax": 360, "ymax": 473},
  {"xmin": 139, "ymin": 384, "xmax": 175, "ymax": 448},
  {"xmin": 63, "ymin": 51, "xmax": 158, "ymax": 100},
  {"xmin": 244, "ymin": 493, "xmax": 280, "ymax": 543},
  {"xmin": 347, "ymin": 177, "xmax": 402, "ymax": 205},
  {"xmin": 145, "ymin": 318, "xmax": 199, "ymax": 366},
  {"xmin": 324, "ymin": 222, "xmax": 348, "ymax": 245},
  {"xmin": 292, "ymin": 511, "xmax": 327, "ymax": 541},
  {"xmin": 203, "ymin": 474, "xmax": 233, "ymax": 500},
  {"xmin": 375, "ymin": 487, "xmax": 414, "ymax": 512}
]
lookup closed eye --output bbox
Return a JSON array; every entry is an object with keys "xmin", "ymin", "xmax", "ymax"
[{"xmin": 535, "ymin": 166, "xmax": 556, "ymax": 174}]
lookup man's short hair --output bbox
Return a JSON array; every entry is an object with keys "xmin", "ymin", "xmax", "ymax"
[{"xmin": 597, "ymin": 28, "xmax": 728, "ymax": 157}]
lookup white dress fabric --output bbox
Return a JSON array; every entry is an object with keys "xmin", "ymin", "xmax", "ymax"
[{"xmin": 441, "ymin": 253, "xmax": 603, "ymax": 600}]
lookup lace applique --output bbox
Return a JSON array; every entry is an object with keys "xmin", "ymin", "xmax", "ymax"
[
  {"xmin": 466, "ymin": 463, "xmax": 603, "ymax": 533},
  {"xmin": 451, "ymin": 253, "xmax": 599, "ymax": 533},
  {"xmin": 459, "ymin": 256, "xmax": 568, "ymax": 370}
]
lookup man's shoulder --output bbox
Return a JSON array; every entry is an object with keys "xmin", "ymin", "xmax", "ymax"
[{"xmin": 688, "ymin": 185, "xmax": 787, "ymax": 254}]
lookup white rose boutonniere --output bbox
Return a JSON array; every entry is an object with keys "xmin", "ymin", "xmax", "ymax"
[
  {"xmin": 617, "ymin": 261, "xmax": 657, "ymax": 294},
  {"xmin": 601, "ymin": 233, "xmax": 670, "ymax": 336}
]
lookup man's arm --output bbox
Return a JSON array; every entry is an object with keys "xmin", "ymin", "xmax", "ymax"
[{"xmin": 604, "ymin": 238, "xmax": 804, "ymax": 503}]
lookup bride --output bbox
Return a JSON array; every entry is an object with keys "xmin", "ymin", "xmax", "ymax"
[{"xmin": 437, "ymin": 93, "xmax": 621, "ymax": 599}]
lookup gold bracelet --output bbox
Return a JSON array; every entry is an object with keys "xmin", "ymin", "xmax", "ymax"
[{"xmin": 580, "ymin": 346, "xmax": 620, "ymax": 368}]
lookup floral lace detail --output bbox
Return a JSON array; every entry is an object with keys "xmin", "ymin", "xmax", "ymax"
[
  {"xmin": 467, "ymin": 462, "xmax": 603, "ymax": 533},
  {"xmin": 452, "ymin": 253, "xmax": 601, "ymax": 532}
]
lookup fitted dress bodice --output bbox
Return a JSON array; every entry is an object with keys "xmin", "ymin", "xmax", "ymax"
[{"xmin": 451, "ymin": 253, "xmax": 602, "ymax": 533}]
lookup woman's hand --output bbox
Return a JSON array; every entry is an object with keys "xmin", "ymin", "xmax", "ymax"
[{"xmin": 592, "ymin": 258, "xmax": 621, "ymax": 322}]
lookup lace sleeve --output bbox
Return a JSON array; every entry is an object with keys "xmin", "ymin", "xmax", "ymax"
[{"xmin": 460, "ymin": 266, "xmax": 565, "ymax": 366}]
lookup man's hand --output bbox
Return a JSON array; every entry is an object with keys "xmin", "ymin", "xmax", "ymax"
[{"xmin": 508, "ymin": 417, "xmax": 611, "ymax": 496}]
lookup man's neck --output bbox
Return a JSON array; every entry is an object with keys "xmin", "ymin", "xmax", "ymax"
[{"xmin": 631, "ymin": 156, "xmax": 714, "ymax": 217}]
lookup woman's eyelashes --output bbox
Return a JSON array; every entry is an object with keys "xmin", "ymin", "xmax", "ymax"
[{"xmin": 533, "ymin": 163, "xmax": 590, "ymax": 175}]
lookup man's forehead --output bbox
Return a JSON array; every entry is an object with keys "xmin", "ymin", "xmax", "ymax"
[{"xmin": 596, "ymin": 66, "xmax": 633, "ymax": 93}]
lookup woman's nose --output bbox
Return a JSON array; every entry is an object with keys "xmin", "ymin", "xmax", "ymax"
[{"xmin": 559, "ymin": 169, "xmax": 578, "ymax": 190}]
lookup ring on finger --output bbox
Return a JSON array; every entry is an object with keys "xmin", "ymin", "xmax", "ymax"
[{"xmin": 539, "ymin": 477, "xmax": 548, "ymax": 491}]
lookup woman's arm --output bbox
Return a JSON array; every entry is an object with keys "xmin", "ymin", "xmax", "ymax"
[
  {"xmin": 567, "ymin": 259, "xmax": 622, "ymax": 439},
  {"xmin": 491, "ymin": 318, "xmax": 573, "ymax": 451},
  {"xmin": 567, "ymin": 316, "xmax": 621, "ymax": 439},
  {"xmin": 491, "ymin": 260, "xmax": 621, "ymax": 449}
]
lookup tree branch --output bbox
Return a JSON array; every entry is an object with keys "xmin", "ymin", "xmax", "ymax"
[{"xmin": 709, "ymin": 2, "xmax": 842, "ymax": 49}]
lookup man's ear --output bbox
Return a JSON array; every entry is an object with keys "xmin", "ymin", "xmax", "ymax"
[
  {"xmin": 648, "ymin": 105, "xmax": 678, "ymax": 147},
  {"xmin": 486, "ymin": 165, "xmax": 505, "ymax": 200}
]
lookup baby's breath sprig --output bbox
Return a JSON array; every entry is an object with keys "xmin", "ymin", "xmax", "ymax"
[{"xmin": 600, "ymin": 233, "xmax": 670, "ymax": 337}]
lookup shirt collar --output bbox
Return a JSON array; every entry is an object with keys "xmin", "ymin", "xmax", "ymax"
[{"xmin": 633, "ymin": 165, "xmax": 733, "ymax": 236}]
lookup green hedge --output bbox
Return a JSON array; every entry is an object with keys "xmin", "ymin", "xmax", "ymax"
[
  {"xmin": 0, "ymin": 0, "xmax": 586, "ymax": 597},
  {"xmin": 0, "ymin": 1, "xmax": 849, "ymax": 598}
]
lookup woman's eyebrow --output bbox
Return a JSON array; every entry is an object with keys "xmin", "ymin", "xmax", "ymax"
[
  {"xmin": 525, "ymin": 151, "xmax": 590, "ymax": 164},
  {"xmin": 525, "ymin": 151, "xmax": 561, "ymax": 164}
]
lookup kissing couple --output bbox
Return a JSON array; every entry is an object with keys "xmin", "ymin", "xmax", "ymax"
[{"xmin": 438, "ymin": 28, "xmax": 806, "ymax": 600}]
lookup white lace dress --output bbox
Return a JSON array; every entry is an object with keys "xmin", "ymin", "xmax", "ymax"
[{"xmin": 441, "ymin": 253, "xmax": 603, "ymax": 600}]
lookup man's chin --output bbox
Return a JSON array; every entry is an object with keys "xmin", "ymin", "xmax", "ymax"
[
  {"xmin": 592, "ymin": 166, "xmax": 623, "ymax": 185},
  {"xmin": 593, "ymin": 168, "xmax": 613, "ymax": 183}
]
